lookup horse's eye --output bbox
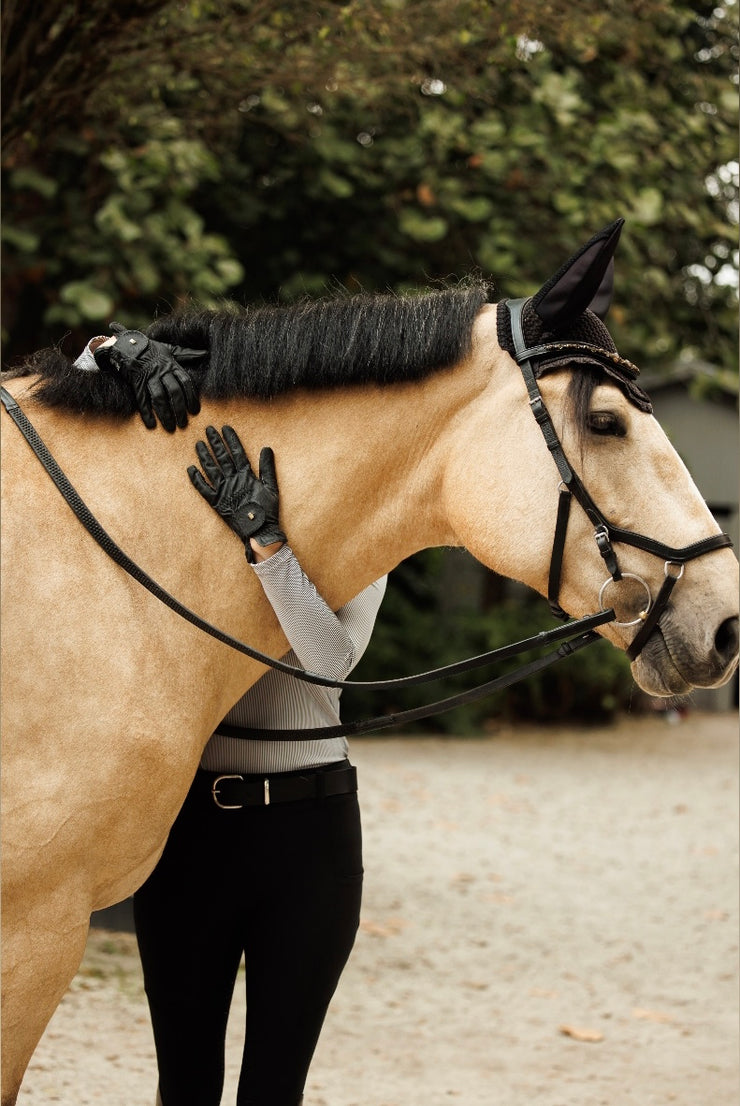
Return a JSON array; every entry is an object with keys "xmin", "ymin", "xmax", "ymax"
[{"xmin": 588, "ymin": 410, "xmax": 626, "ymax": 437}]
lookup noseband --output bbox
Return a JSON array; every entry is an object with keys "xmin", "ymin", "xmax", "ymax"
[{"xmin": 506, "ymin": 297, "xmax": 733, "ymax": 661}]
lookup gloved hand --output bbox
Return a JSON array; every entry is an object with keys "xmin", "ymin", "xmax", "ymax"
[
  {"xmin": 94, "ymin": 322, "xmax": 206, "ymax": 432},
  {"xmin": 187, "ymin": 425, "xmax": 287, "ymax": 562}
]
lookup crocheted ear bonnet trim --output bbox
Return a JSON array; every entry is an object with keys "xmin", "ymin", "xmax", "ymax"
[{"xmin": 497, "ymin": 297, "xmax": 652, "ymax": 413}]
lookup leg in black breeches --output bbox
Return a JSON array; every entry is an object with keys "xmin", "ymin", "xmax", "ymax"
[
  {"xmin": 235, "ymin": 790, "xmax": 364, "ymax": 1106},
  {"xmin": 134, "ymin": 785, "xmax": 246, "ymax": 1106}
]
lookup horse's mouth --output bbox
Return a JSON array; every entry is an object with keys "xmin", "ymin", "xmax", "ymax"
[
  {"xmin": 632, "ymin": 619, "xmax": 739, "ymax": 697},
  {"xmin": 632, "ymin": 631, "xmax": 692, "ymax": 696}
]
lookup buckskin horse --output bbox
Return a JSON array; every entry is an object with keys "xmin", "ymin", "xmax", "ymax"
[{"xmin": 1, "ymin": 220, "xmax": 737, "ymax": 1102}]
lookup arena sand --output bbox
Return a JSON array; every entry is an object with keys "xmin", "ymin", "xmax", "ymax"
[{"xmin": 16, "ymin": 712, "xmax": 738, "ymax": 1106}]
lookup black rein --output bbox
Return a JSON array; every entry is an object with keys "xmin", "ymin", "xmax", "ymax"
[{"xmin": 1, "ymin": 384, "xmax": 615, "ymax": 739}]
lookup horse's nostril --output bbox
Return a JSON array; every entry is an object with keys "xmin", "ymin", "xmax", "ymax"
[{"xmin": 715, "ymin": 616, "xmax": 739, "ymax": 664}]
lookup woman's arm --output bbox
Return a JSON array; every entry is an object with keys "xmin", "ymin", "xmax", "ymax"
[
  {"xmin": 187, "ymin": 425, "xmax": 386, "ymax": 679},
  {"xmin": 252, "ymin": 544, "xmax": 386, "ymax": 680}
]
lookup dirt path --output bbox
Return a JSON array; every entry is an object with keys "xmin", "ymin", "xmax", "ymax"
[{"xmin": 17, "ymin": 713, "xmax": 738, "ymax": 1105}]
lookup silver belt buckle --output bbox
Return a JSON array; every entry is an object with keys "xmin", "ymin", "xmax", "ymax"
[{"xmin": 212, "ymin": 774, "xmax": 244, "ymax": 810}]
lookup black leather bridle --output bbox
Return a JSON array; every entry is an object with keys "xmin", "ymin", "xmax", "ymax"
[
  {"xmin": 0, "ymin": 312, "xmax": 732, "ymax": 739},
  {"xmin": 506, "ymin": 297, "xmax": 733, "ymax": 662}
]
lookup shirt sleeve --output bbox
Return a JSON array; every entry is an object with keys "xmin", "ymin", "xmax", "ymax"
[
  {"xmin": 252, "ymin": 544, "xmax": 387, "ymax": 681},
  {"xmin": 72, "ymin": 336, "xmax": 115, "ymax": 373}
]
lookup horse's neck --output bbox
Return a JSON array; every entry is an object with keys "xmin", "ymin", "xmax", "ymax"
[
  {"xmin": 3, "ymin": 329, "xmax": 500, "ymax": 737},
  {"xmin": 204, "ymin": 358, "xmax": 490, "ymax": 607}
]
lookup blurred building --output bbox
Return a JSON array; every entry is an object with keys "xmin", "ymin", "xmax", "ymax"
[{"xmin": 643, "ymin": 360, "xmax": 739, "ymax": 711}]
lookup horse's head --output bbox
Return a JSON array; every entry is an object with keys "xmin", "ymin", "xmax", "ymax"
[{"xmin": 448, "ymin": 220, "xmax": 739, "ymax": 697}]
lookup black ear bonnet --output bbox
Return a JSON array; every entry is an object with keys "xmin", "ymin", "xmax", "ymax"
[{"xmin": 496, "ymin": 220, "xmax": 652, "ymax": 414}]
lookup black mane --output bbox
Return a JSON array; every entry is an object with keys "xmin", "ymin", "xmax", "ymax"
[{"xmin": 4, "ymin": 282, "xmax": 492, "ymax": 418}]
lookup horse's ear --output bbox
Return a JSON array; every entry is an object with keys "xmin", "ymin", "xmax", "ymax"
[
  {"xmin": 588, "ymin": 258, "xmax": 615, "ymax": 321},
  {"xmin": 532, "ymin": 218, "xmax": 624, "ymax": 327}
]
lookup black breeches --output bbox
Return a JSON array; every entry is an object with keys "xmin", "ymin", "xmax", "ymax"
[{"xmin": 133, "ymin": 763, "xmax": 363, "ymax": 1106}]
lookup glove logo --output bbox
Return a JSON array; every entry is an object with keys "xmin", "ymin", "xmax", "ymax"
[{"xmin": 187, "ymin": 427, "xmax": 286, "ymax": 563}]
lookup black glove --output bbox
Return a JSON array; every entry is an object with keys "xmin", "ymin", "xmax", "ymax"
[
  {"xmin": 94, "ymin": 322, "xmax": 206, "ymax": 432},
  {"xmin": 187, "ymin": 425, "xmax": 287, "ymax": 563}
]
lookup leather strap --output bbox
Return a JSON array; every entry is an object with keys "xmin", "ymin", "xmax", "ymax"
[
  {"xmin": 205, "ymin": 764, "xmax": 357, "ymax": 808},
  {"xmin": 625, "ymin": 570, "xmax": 679, "ymax": 662},
  {"xmin": 213, "ymin": 629, "xmax": 602, "ymax": 741},
  {"xmin": 0, "ymin": 384, "xmax": 613, "ymax": 699},
  {"xmin": 548, "ymin": 486, "xmax": 572, "ymax": 619}
]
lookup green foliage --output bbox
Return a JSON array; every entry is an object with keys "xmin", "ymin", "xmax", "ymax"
[
  {"xmin": 2, "ymin": 0, "xmax": 738, "ymax": 369},
  {"xmin": 344, "ymin": 552, "xmax": 635, "ymax": 733},
  {"xmin": 3, "ymin": 114, "xmax": 244, "ymax": 339}
]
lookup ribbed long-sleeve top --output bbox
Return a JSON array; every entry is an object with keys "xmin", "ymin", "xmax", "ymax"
[{"xmin": 200, "ymin": 544, "xmax": 387, "ymax": 774}]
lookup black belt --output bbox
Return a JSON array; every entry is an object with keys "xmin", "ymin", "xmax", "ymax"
[{"xmin": 203, "ymin": 764, "xmax": 357, "ymax": 810}]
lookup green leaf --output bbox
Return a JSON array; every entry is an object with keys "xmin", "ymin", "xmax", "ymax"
[
  {"xmin": 447, "ymin": 195, "xmax": 494, "ymax": 222},
  {"xmin": 318, "ymin": 169, "xmax": 355, "ymax": 198},
  {"xmin": 398, "ymin": 208, "xmax": 448, "ymax": 242},
  {"xmin": 59, "ymin": 282, "xmax": 115, "ymax": 320},
  {"xmin": 8, "ymin": 167, "xmax": 57, "ymax": 199},
  {"xmin": 630, "ymin": 187, "xmax": 663, "ymax": 226},
  {"xmin": 215, "ymin": 257, "xmax": 245, "ymax": 285},
  {"xmin": 1, "ymin": 224, "xmax": 40, "ymax": 252},
  {"xmin": 94, "ymin": 197, "xmax": 143, "ymax": 242}
]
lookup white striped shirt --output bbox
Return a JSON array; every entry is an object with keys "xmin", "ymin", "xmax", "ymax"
[{"xmin": 200, "ymin": 544, "xmax": 387, "ymax": 774}]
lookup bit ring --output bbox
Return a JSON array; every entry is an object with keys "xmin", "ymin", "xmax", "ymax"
[{"xmin": 598, "ymin": 573, "xmax": 652, "ymax": 627}]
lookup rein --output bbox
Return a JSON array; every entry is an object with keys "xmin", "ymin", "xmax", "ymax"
[
  {"xmin": 1, "ymin": 384, "xmax": 613, "ymax": 738},
  {"xmin": 2, "ymin": 306, "xmax": 731, "ymax": 739}
]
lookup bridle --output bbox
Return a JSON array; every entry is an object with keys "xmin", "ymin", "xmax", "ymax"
[
  {"xmin": 0, "ymin": 314, "xmax": 732, "ymax": 739},
  {"xmin": 506, "ymin": 297, "xmax": 733, "ymax": 662}
]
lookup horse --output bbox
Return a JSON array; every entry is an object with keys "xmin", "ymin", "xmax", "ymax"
[{"xmin": 1, "ymin": 220, "xmax": 737, "ymax": 1103}]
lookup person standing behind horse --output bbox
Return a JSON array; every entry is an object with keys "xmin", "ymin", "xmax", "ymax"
[
  {"xmin": 133, "ymin": 424, "xmax": 385, "ymax": 1106},
  {"xmin": 75, "ymin": 332, "xmax": 386, "ymax": 1105}
]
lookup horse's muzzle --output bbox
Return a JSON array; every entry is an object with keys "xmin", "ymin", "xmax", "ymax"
[{"xmin": 634, "ymin": 611, "xmax": 739, "ymax": 696}]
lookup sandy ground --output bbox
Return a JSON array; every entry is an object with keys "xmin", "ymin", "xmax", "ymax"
[{"xmin": 16, "ymin": 712, "xmax": 738, "ymax": 1106}]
